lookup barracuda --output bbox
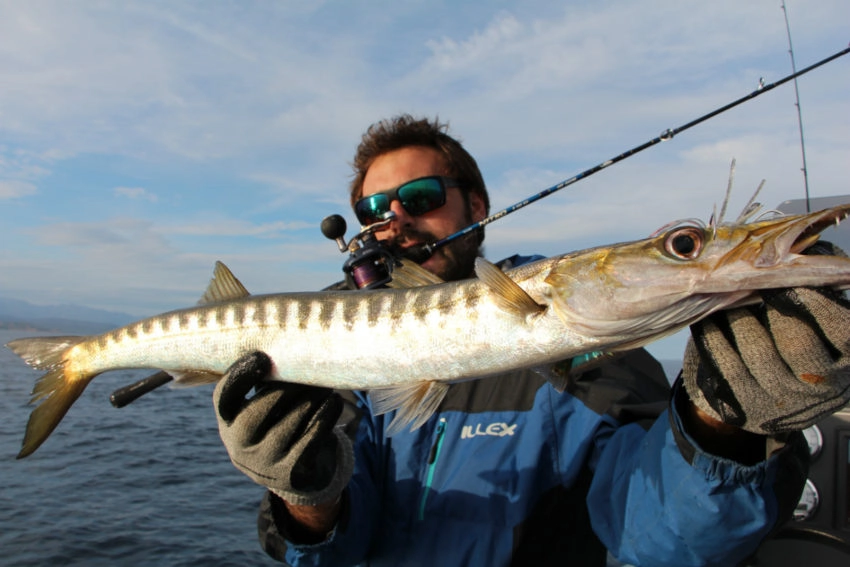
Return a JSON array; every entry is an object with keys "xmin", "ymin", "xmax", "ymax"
[{"xmin": 8, "ymin": 202, "xmax": 850, "ymax": 458}]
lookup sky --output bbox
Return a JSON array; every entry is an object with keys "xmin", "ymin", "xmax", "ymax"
[{"xmin": 1, "ymin": 0, "xmax": 848, "ymax": 361}]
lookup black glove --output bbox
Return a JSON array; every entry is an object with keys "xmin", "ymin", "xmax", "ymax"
[
  {"xmin": 213, "ymin": 352, "xmax": 354, "ymax": 506},
  {"xmin": 684, "ymin": 242, "xmax": 850, "ymax": 435}
]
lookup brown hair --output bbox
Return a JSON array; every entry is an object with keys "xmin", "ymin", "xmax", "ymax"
[{"xmin": 349, "ymin": 114, "xmax": 490, "ymax": 217}]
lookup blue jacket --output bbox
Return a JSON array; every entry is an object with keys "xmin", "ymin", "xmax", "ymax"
[{"xmin": 256, "ymin": 258, "xmax": 809, "ymax": 567}]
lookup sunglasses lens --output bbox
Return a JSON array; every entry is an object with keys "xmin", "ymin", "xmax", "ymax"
[
  {"xmin": 397, "ymin": 178, "xmax": 446, "ymax": 215},
  {"xmin": 354, "ymin": 177, "xmax": 450, "ymax": 226},
  {"xmin": 355, "ymin": 194, "xmax": 390, "ymax": 225}
]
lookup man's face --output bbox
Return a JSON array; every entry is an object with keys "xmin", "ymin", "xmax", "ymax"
[{"xmin": 360, "ymin": 146, "xmax": 487, "ymax": 281}]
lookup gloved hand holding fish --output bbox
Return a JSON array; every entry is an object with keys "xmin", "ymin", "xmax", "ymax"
[
  {"xmin": 6, "ymin": 201, "xmax": 850, "ymax": 458},
  {"xmin": 684, "ymin": 241, "xmax": 850, "ymax": 435},
  {"xmin": 213, "ymin": 351, "xmax": 354, "ymax": 507}
]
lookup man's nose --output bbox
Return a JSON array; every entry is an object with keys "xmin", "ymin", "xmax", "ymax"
[{"xmin": 380, "ymin": 199, "xmax": 412, "ymax": 237}]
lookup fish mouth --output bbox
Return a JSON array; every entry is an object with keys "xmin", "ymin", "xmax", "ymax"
[
  {"xmin": 728, "ymin": 205, "xmax": 850, "ymax": 270},
  {"xmin": 789, "ymin": 207, "xmax": 850, "ymax": 254}
]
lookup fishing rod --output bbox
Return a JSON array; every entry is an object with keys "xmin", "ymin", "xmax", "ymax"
[
  {"xmin": 781, "ymin": 1, "xmax": 812, "ymax": 212},
  {"xmin": 398, "ymin": 44, "xmax": 849, "ymax": 263}
]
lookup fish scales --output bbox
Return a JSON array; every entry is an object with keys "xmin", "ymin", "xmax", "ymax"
[
  {"xmin": 83, "ymin": 300, "xmax": 276, "ymax": 376},
  {"xmin": 7, "ymin": 202, "xmax": 850, "ymax": 457},
  {"xmin": 241, "ymin": 282, "xmax": 539, "ymax": 392}
]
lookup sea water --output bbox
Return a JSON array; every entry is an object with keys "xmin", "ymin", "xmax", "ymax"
[{"xmin": 0, "ymin": 330, "xmax": 279, "ymax": 566}]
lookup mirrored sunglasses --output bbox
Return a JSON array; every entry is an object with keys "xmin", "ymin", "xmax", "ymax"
[{"xmin": 354, "ymin": 176, "xmax": 456, "ymax": 226}]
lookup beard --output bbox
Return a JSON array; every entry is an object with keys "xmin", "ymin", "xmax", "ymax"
[{"xmin": 385, "ymin": 227, "xmax": 483, "ymax": 282}]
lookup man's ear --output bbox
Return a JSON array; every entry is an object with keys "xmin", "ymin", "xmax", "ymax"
[{"xmin": 468, "ymin": 192, "xmax": 487, "ymax": 223}]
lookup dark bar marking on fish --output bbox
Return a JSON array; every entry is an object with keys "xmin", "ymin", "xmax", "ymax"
[
  {"xmin": 261, "ymin": 299, "xmax": 281, "ymax": 327},
  {"xmin": 178, "ymin": 311, "xmax": 195, "ymax": 331},
  {"xmin": 123, "ymin": 323, "xmax": 138, "ymax": 340},
  {"xmin": 318, "ymin": 298, "xmax": 337, "ymax": 330},
  {"xmin": 205, "ymin": 308, "xmax": 219, "ymax": 330},
  {"xmin": 140, "ymin": 318, "xmax": 156, "ymax": 335},
  {"xmin": 283, "ymin": 299, "xmax": 303, "ymax": 330},
  {"xmin": 340, "ymin": 296, "xmax": 361, "ymax": 328},
  {"xmin": 464, "ymin": 288, "xmax": 479, "ymax": 314},
  {"xmin": 367, "ymin": 295, "xmax": 390, "ymax": 326},
  {"xmin": 241, "ymin": 301, "xmax": 259, "ymax": 328},
  {"xmin": 444, "ymin": 286, "xmax": 469, "ymax": 318}
]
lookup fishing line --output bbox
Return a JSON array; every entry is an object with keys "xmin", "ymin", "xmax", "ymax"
[{"xmin": 404, "ymin": 45, "xmax": 850, "ymax": 263}]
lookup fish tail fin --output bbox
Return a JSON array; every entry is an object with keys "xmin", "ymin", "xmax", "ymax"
[
  {"xmin": 6, "ymin": 336, "xmax": 94, "ymax": 458},
  {"xmin": 18, "ymin": 367, "xmax": 90, "ymax": 458}
]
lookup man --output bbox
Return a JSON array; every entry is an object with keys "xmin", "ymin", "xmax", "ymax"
[{"xmin": 214, "ymin": 115, "xmax": 850, "ymax": 566}]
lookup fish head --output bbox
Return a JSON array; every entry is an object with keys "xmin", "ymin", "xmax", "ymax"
[{"xmin": 542, "ymin": 203, "xmax": 850, "ymax": 348}]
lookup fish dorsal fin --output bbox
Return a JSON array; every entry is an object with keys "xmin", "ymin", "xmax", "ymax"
[
  {"xmin": 199, "ymin": 261, "xmax": 251, "ymax": 305},
  {"xmin": 369, "ymin": 381, "xmax": 450, "ymax": 435},
  {"xmin": 386, "ymin": 260, "xmax": 445, "ymax": 288},
  {"xmin": 475, "ymin": 257, "xmax": 545, "ymax": 319}
]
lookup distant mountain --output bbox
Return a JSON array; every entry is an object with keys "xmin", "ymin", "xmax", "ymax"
[{"xmin": 0, "ymin": 296, "xmax": 137, "ymax": 334}]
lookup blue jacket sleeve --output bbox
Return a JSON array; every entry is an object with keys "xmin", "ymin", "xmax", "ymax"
[
  {"xmin": 588, "ymin": 378, "xmax": 808, "ymax": 567},
  {"xmin": 258, "ymin": 391, "xmax": 382, "ymax": 566}
]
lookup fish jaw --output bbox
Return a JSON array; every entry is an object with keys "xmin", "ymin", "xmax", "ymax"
[{"xmin": 542, "ymin": 204, "xmax": 850, "ymax": 345}]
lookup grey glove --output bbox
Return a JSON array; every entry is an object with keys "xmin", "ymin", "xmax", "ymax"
[
  {"xmin": 684, "ymin": 242, "xmax": 850, "ymax": 435},
  {"xmin": 214, "ymin": 352, "xmax": 354, "ymax": 506}
]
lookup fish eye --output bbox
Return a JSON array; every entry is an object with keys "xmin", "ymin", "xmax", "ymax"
[{"xmin": 664, "ymin": 227, "xmax": 704, "ymax": 260}]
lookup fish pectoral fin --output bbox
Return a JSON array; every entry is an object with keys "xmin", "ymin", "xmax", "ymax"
[
  {"xmin": 369, "ymin": 381, "xmax": 450, "ymax": 435},
  {"xmin": 533, "ymin": 353, "xmax": 621, "ymax": 393},
  {"xmin": 387, "ymin": 259, "xmax": 446, "ymax": 288},
  {"xmin": 475, "ymin": 258, "xmax": 546, "ymax": 319},
  {"xmin": 198, "ymin": 261, "xmax": 251, "ymax": 305},
  {"xmin": 168, "ymin": 370, "xmax": 223, "ymax": 387},
  {"xmin": 531, "ymin": 364, "xmax": 570, "ymax": 393}
]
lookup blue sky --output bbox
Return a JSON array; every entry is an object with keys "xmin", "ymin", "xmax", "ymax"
[{"xmin": 1, "ymin": 0, "xmax": 848, "ymax": 361}]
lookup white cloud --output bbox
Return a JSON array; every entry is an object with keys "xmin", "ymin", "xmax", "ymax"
[
  {"xmin": 115, "ymin": 186, "xmax": 159, "ymax": 202},
  {"xmin": 161, "ymin": 219, "xmax": 314, "ymax": 237},
  {"xmin": 0, "ymin": 180, "xmax": 37, "ymax": 199},
  {"xmin": 423, "ymin": 12, "xmax": 524, "ymax": 74},
  {"xmin": 31, "ymin": 217, "xmax": 173, "ymax": 254}
]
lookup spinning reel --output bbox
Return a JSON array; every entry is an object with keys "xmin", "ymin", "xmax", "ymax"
[{"xmin": 321, "ymin": 212, "xmax": 403, "ymax": 289}]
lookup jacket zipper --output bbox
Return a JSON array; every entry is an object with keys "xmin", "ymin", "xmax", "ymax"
[{"xmin": 418, "ymin": 417, "xmax": 447, "ymax": 521}]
